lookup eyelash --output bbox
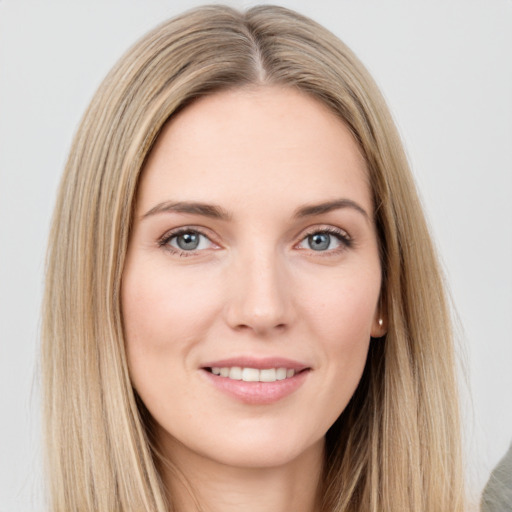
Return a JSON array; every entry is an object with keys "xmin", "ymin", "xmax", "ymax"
[
  {"xmin": 158, "ymin": 227, "xmax": 216, "ymax": 257},
  {"xmin": 298, "ymin": 226, "xmax": 352, "ymax": 254},
  {"xmin": 158, "ymin": 226, "xmax": 352, "ymax": 257}
]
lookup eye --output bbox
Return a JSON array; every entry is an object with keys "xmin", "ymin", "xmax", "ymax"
[
  {"xmin": 160, "ymin": 229, "xmax": 217, "ymax": 255},
  {"xmin": 297, "ymin": 228, "xmax": 351, "ymax": 252}
]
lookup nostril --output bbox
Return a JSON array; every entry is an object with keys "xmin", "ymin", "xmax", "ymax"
[{"xmin": 232, "ymin": 322, "xmax": 287, "ymax": 335}]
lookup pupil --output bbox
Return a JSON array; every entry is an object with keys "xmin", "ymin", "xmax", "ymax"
[
  {"xmin": 309, "ymin": 233, "xmax": 330, "ymax": 251},
  {"xmin": 177, "ymin": 232, "xmax": 199, "ymax": 250}
]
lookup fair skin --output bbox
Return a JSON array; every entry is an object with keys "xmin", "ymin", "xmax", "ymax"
[{"xmin": 122, "ymin": 86, "xmax": 385, "ymax": 512}]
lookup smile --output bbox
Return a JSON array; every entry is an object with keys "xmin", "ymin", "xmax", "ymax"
[
  {"xmin": 209, "ymin": 367, "xmax": 296, "ymax": 382},
  {"xmin": 201, "ymin": 358, "xmax": 310, "ymax": 404}
]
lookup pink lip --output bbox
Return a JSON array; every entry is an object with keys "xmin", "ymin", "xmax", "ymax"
[
  {"xmin": 201, "ymin": 356, "xmax": 309, "ymax": 371},
  {"xmin": 200, "ymin": 357, "xmax": 311, "ymax": 405}
]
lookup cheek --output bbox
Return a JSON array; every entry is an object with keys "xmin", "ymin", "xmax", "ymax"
[
  {"xmin": 123, "ymin": 261, "xmax": 216, "ymax": 343},
  {"xmin": 299, "ymin": 267, "xmax": 380, "ymax": 401},
  {"xmin": 121, "ymin": 261, "xmax": 221, "ymax": 389},
  {"xmin": 304, "ymin": 268, "xmax": 380, "ymax": 345}
]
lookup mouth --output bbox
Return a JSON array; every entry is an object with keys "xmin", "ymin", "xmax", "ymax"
[
  {"xmin": 204, "ymin": 366, "xmax": 305, "ymax": 382},
  {"xmin": 200, "ymin": 358, "xmax": 311, "ymax": 404}
]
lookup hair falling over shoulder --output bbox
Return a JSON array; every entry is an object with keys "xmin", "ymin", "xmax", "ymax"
[{"xmin": 41, "ymin": 4, "xmax": 466, "ymax": 511}]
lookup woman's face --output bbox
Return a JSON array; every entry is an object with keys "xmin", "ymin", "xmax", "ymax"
[{"xmin": 122, "ymin": 86, "xmax": 385, "ymax": 470}]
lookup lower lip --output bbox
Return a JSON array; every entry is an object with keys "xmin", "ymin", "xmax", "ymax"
[{"xmin": 202, "ymin": 369, "xmax": 310, "ymax": 405}]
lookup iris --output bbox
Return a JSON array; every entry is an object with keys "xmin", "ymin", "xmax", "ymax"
[
  {"xmin": 308, "ymin": 233, "xmax": 331, "ymax": 251},
  {"xmin": 176, "ymin": 232, "xmax": 200, "ymax": 250}
]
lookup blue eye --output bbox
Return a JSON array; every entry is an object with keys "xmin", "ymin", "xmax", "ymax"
[
  {"xmin": 298, "ymin": 229, "xmax": 350, "ymax": 252},
  {"xmin": 164, "ymin": 230, "xmax": 214, "ymax": 253},
  {"xmin": 174, "ymin": 232, "xmax": 200, "ymax": 250},
  {"xmin": 307, "ymin": 233, "xmax": 331, "ymax": 251}
]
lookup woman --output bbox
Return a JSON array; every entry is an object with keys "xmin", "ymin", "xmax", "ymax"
[{"xmin": 41, "ymin": 5, "xmax": 466, "ymax": 511}]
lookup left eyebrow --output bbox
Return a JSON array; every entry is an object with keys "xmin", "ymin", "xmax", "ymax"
[
  {"xmin": 141, "ymin": 201, "xmax": 232, "ymax": 221},
  {"xmin": 293, "ymin": 198, "xmax": 370, "ymax": 221}
]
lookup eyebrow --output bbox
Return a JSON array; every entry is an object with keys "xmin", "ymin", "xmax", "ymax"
[
  {"xmin": 142, "ymin": 198, "xmax": 369, "ymax": 222},
  {"xmin": 293, "ymin": 199, "xmax": 370, "ymax": 221},
  {"xmin": 142, "ymin": 201, "xmax": 232, "ymax": 221}
]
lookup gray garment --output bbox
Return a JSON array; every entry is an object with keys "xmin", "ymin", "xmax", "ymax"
[{"xmin": 481, "ymin": 442, "xmax": 512, "ymax": 511}]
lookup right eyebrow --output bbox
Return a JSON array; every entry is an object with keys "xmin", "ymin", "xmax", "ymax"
[
  {"xmin": 141, "ymin": 201, "xmax": 232, "ymax": 221},
  {"xmin": 293, "ymin": 198, "xmax": 370, "ymax": 222}
]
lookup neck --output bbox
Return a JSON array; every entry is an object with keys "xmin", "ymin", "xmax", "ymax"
[{"xmin": 159, "ymin": 438, "xmax": 324, "ymax": 512}]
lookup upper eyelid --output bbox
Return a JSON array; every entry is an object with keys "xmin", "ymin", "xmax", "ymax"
[
  {"xmin": 159, "ymin": 226, "xmax": 217, "ymax": 244},
  {"xmin": 297, "ymin": 224, "xmax": 351, "ymax": 241},
  {"xmin": 301, "ymin": 224, "xmax": 349, "ymax": 235}
]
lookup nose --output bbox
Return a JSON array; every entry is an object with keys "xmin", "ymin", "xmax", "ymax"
[{"xmin": 224, "ymin": 248, "xmax": 292, "ymax": 336}]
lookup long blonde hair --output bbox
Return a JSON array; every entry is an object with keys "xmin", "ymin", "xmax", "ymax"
[{"xmin": 42, "ymin": 5, "xmax": 465, "ymax": 511}]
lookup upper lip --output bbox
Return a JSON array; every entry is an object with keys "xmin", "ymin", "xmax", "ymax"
[{"xmin": 201, "ymin": 357, "xmax": 310, "ymax": 372}]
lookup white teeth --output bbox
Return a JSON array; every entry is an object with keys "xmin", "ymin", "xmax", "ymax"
[
  {"xmin": 242, "ymin": 367, "xmax": 259, "ymax": 382},
  {"xmin": 210, "ymin": 366, "xmax": 297, "ymax": 382},
  {"xmin": 260, "ymin": 368, "xmax": 276, "ymax": 382},
  {"xmin": 229, "ymin": 367, "xmax": 242, "ymax": 380},
  {"xmin": 276, "ymin": 368, "xmax": 287, "ymax": 380}
]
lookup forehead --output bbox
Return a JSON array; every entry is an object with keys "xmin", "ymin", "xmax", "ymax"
[{"xmin": 137, "ymin": 86, "xmax": 372, "ymax": 217}]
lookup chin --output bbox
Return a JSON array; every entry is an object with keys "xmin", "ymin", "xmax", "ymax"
[{"xmin": 162, "ymin": 424, "xmax": 325, "ymax": 471}]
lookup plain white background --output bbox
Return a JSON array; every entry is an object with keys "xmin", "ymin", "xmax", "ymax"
[{"xmin": 0, "ymin": 0, "xmax": 511, "ymax": 510}]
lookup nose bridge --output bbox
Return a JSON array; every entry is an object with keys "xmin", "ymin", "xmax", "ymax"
[{"xmin": 226, "ymin": 244, "xmax": 291, "ymax": 334}]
